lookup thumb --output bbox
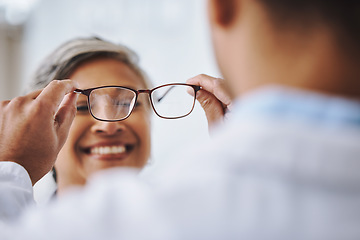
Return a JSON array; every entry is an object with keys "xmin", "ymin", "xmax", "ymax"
[
  {"xmin": 196, "ymin": 90, "xmax": 225, "ymax": 127},
  {"xmin": 55, "ymin": 92, "xmax": 78, "ymax": 144}
]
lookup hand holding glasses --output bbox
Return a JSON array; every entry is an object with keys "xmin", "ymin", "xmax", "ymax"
[{"xmin": 74, "ymin": 83, "xmax": 201, "ymax": 121}]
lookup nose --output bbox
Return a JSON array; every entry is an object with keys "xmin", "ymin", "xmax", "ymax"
[{"xmin": 91, "ymin": 120, "xmax": 126, "ymax": 136}]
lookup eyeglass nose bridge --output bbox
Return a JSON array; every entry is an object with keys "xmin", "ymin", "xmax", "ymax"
[
  {"xmin": 137, "ymin": 89, "xmax": 151, "ymax": 95},
  {"xmin": 137, "ymin": 89, "xmax": 151, "ymax": 93},
  {"xmin": 136, "ymin": 89, "xmax": 153, "ymax": 105}
]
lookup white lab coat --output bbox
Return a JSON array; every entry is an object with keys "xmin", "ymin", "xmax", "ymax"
[
  {"xmin": 0, "ymin": 162, "xmax": 35, "ymax": 221},
  {"xmin": 1, "ymin": 86, "xmax": 360, "ymax": 240}
]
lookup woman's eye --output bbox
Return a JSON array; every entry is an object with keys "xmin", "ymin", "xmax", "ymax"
[
  {"xmin": 131, "ymin": 101, "xmax": 145, "ymax": 112},
  {"xmin": 116, "ymin": 102, "xmax": 131, "ymax": 107},
  {"xmin": 76, "ymin": 105, "xmax": 89, "ymax": 112},
  {"xmin": 113, "ymin": 99, "xmax": 134, "ymax": 108}
]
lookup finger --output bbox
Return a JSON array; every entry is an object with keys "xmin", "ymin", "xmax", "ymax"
[
  {"xmin": 187, "ymin": 74, "xmax": 217, "ymax": 89},
  {"xmin": 54, "ymin": 92, "xmax": 78, "ymax": 145},
  {"xmin": 186, "ymin": 74, "xmax": 232, "ymax": 106},
  {"xmin": 196, "ymin": 90, "xmax": 225, "ymax": 127},
  {"xmin": 36, "ymin": 80, "xmax": 79, "ymax": 115},
  {"xmin": 0, "ymin": 100, "xmax": 10, "ymax": 109},
  {"xmin": 27, "ymin": 89, "xmax": 43, "ymax": 99}
]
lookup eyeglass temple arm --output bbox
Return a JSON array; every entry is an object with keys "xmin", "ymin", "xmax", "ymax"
[
  {"xmin": 155, "ymin": 85, "xmax": 201, "ymax": 103},
  {"xmin": 156, "ymin": 86, "xmax": 175, "ymax": 103}
]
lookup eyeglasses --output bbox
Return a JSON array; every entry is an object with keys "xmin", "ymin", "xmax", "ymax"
[{"xmin": 74, "ymin": 83, "xmax": 201, "ymax": 122}]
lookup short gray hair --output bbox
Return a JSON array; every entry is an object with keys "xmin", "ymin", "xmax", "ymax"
[{"xmin": 26, "ymin": 37, "xmax": 152, "ymax": 93}]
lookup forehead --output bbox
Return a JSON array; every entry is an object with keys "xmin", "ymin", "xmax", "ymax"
[{"xmin": 69, "ymin": 57, "xmax": 146, "ymax": 90}]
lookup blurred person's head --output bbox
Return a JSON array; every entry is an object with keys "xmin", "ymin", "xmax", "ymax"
[
  {"xmin": 208, "ymin": 0, "xmax": 360, "ymax": 99},
  {"xmin": 28, "ymin": 37, "xmax": 152, "ymax": 194}
]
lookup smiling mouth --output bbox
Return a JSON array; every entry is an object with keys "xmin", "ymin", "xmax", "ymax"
[{"xmin": 83, "ymin": 144, "xmax": 134, "ymax": 158}]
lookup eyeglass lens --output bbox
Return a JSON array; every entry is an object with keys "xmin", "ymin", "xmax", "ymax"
[
  {"xmin": 88, "ymin": 84, "xmax": 196, "ymax": 121},
  {"xmin": 89, "ymin": 87, "xmax": 136, "ymax": 121},
  {"xmin": 151, "ymin": 85, "xmax": 196, "ymax": 119}
]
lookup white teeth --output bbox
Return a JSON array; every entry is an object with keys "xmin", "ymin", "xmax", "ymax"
[{"xmin": 90, "ymin": 145, "xmax": 126, "ymax": 155}]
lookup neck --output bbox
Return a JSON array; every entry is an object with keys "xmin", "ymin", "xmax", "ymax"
[
  {"xmin": 56, "ymin": 173, "xmax": 86, "ymax": 196},
  {"xmin": 225, "ymin": 9, "xmax": 360, "ymax": 99}
]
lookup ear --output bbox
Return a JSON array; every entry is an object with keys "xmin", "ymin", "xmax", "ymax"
[{"xmin": 208, "ymin": 0, "xmax": 238, "ymax": 28}]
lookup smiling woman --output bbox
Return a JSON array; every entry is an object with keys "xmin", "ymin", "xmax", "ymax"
[{"xmin": 26, "ymin": 37, "xmax": 153, "ymax": 196}]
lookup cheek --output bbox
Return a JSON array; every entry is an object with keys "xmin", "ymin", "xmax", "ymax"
[
  {"xmin": 133, "ymin": 112, "xmax": 152, "ymax": 156},
  {"xmin": 56, "ymin": 116, "xmax": 92, "ymax": 171},
  {"xmin": 55, "ymin": 129, "xmax": 80, "ymax": 175},
  {"xmin": 212, "ymin": 30, "xmax": 227, "ymax": 71},
  {"xmin": 60, "ymin": 117, "xmax": 91, "ymax": 156}
]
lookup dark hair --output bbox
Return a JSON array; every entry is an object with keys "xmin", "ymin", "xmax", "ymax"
[
  {"xmin": 215, "ymin": 0, "xmax": 360, "ymax": 57},
  {"xmin": 260, "ymin": 0, "xmax": 359, "ymax": 52}
]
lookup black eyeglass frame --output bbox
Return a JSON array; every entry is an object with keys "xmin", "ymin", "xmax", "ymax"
[{"xmin": 74, "ymin": 83, "xmax": 201, "ymax": 122}]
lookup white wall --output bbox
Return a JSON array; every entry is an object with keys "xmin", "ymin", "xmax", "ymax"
[{"xmin": 0, "ymin": 22, "xmax": 24, "ymax": 100}]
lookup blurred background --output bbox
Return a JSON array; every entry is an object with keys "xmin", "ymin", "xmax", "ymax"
[{"xmin": 0, "ymin": 0, "xmax": 220, "ymax": 200}]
